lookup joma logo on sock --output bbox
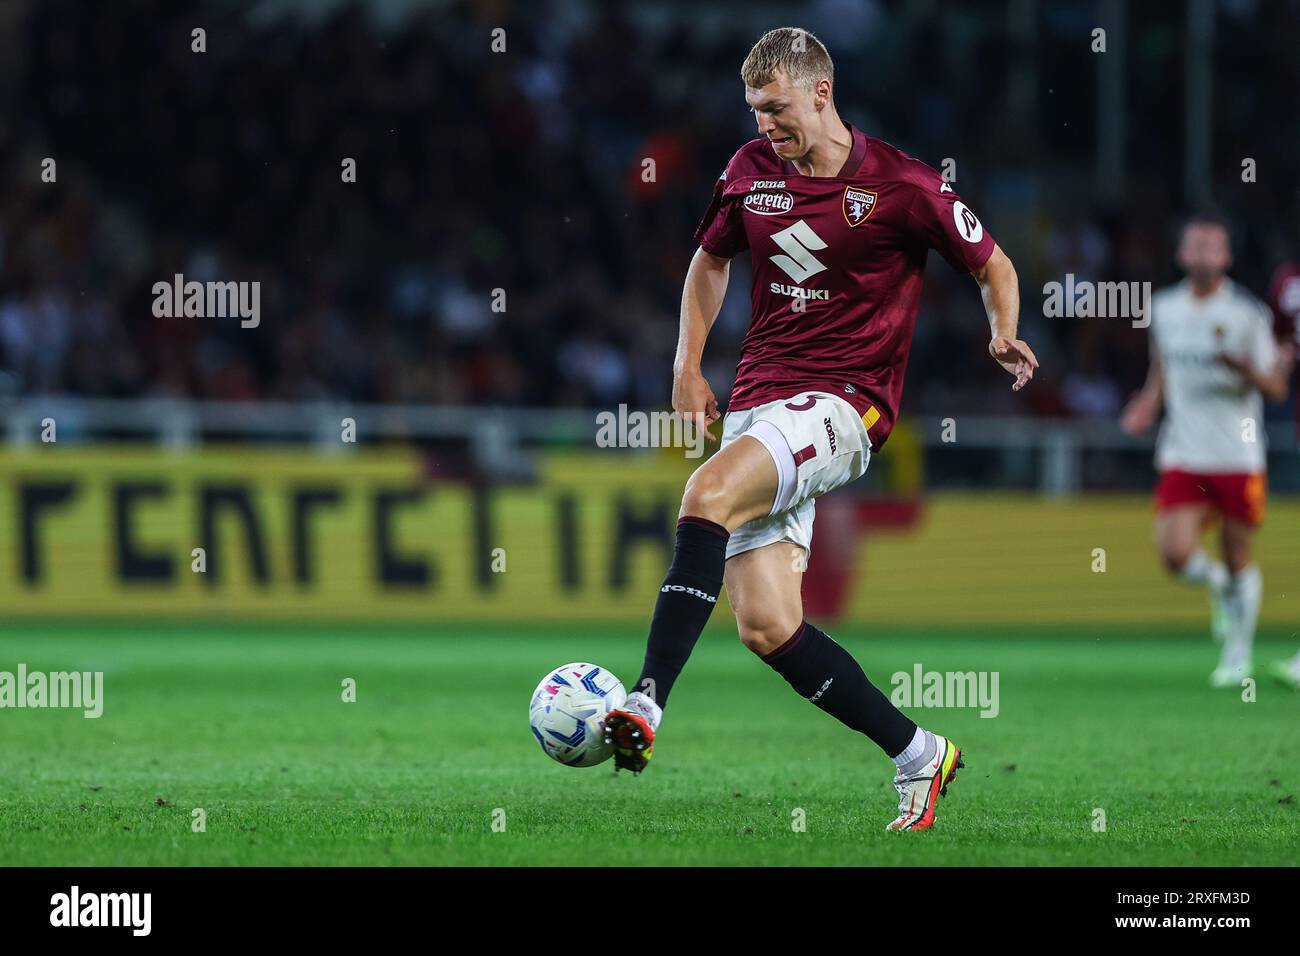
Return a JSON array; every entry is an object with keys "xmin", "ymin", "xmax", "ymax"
[
  {"xmin": 660, "ymin": 584, "xmax": 717, "ymax": 603},
  {"xmin": 809, "ymin": 677, "xmax": 833, "ymax": 702},
  {"xmin": 890, "ymin": 665, "xmax": 999, "ymax": 718}
]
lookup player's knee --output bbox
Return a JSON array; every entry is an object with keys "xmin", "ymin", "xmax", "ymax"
[
  {"xmin": 680, "ymin": 468, "xmax": 733, "ymax": 526},
  {"xmin": 737, "ymin": 617, "xmax": 800, "ymax": 657},
  {"xmin": 1160, "ymin": 546, "xmax": 1193, "ymax": 575}
]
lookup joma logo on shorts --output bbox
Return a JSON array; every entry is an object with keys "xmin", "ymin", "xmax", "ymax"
[
  {"xmin": 661, "ymin": 584, "xmax": 717, "ymax": 604},
  {"xmin": 823, "ymin": 417, "xmax": 836, "ymax": 453}
]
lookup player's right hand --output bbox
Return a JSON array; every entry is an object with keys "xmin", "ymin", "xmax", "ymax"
[
  {"xmin": 1119, "ymin": 393, "xmax": 1158, "ymax": 436},
  {"xmin": 672, "ymin": 367, "xmax": 720, "ymax": 442}
]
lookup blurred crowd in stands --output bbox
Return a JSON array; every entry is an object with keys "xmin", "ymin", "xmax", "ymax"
[{"xmin": 0, "ymin": 0, "xmax": 1295, "ymax": 420}]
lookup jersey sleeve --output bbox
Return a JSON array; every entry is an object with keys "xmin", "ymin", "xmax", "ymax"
[
  {"xmin": 904, "ymin": 175, "xmax": 996, "ymax": 273},
  {"xmin": 1148, "ymin": 292, "xmax": 1174, "ymax": 376},
  {"xmin": 1248, "ymin": 300, "xmax": 1279, "ymax": 375},
  {"xmin": 692, "ymin": 164, "xmax": 749, "ymax": 259}
]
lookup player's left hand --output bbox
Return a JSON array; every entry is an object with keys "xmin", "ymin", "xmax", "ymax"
[
  {"xmin": 988, "ymin": 336, "xmax": 1039, "ymax": 391},
  {"xmin": 1280, "ymin": 342, "xmax": 1298, "ymax": 372}
]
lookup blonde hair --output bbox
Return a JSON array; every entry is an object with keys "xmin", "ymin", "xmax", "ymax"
[{"xmin": 740, "ymin": 27, "xmax": 834, "ymax": 92}]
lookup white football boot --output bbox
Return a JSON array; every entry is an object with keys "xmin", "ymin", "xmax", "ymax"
[
  {"xmin": 1266, "ymin": 652, "xmax": 1300, "ymax": 690},
  {"xmin": 885, "ymin": 734, "xmax": 964, "ymax": 831},
  {"xmin": 1209, "ymin": 644, "xmax": 1253, "ymax": 689},
  {"xmin": 1211, "ymin": 572, "xmax": 1259, "ymax": 688}
]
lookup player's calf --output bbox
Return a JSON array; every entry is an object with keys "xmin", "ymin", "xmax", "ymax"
[{"xmin": 761, "ymin": 620, "xmax": 917, "ymax": 755}]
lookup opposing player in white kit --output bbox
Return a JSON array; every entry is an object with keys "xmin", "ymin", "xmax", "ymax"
[{"xmin": 1121, "ymin": 217, "xmax": 1294, "ymax": 686}]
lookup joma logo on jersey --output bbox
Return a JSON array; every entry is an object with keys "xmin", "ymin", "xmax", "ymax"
[
  {"xmin": 770, "ymin": 283, "xmax": 830, "ymax": 301},
  {"xmin": 843, "ymin": 187, "xmax": 877, "ymax": 227},
  {"xmin": 744, "ymin": 189, "xmax": 794, "ymax": 216}
]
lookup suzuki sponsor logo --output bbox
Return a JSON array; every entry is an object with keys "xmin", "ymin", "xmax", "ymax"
[{"xmin": 770, "ymin": 282, "xmax": 829, "ymax": 301}]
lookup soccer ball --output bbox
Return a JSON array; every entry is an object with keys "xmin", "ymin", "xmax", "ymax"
[{"xmin": 529, "ymin": 663, "xmax": 627, "ymax": 767}]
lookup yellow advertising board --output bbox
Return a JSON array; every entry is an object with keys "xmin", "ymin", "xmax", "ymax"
[
  {"xmin": 2, "ymin": 446, "xmax": 1296, "ymax": 627},
  {"xmin": 0, "ymin": 445, "xmax": 697, "ymax": 621}
]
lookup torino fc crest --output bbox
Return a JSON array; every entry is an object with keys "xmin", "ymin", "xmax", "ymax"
[{"xmin": 843, "ymin": 187, "xmax": 877, "ymax": 227}]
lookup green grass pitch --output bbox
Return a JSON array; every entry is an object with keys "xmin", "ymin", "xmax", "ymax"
[{"xmin": 1, "ymin": 621, "xmax": 1297, "ymax": 866}]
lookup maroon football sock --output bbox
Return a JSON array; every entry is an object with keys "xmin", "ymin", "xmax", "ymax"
[
  {"xmin": 762, "ymin": 620, "xmax": 916, "ymax": 757},
  {"xmin": 633, "ymin": 516, "xmax": 729, "ymax": 710}
]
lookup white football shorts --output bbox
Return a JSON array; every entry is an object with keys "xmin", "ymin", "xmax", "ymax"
[{"xmin": 719, "ymin": 390, "xmax": 872, "ymax": 560}]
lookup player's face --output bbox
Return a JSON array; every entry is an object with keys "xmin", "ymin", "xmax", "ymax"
[
  {"xmin": 745, "ymin": 69, "xmax": 822, "ymax": 161},
  {"xmin": 1177, "ymin": 223, "xmax": 1232, "ymax": 281}
]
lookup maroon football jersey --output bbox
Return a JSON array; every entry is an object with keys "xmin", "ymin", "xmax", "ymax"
[{"xmin": 694, "ymin": 122, "xmax": 996, "ymax": 448}]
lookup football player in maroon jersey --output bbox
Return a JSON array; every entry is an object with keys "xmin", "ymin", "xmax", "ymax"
[{"xmin": 604, "ymin": 27, "xmax": 1036, "ymax": 831}]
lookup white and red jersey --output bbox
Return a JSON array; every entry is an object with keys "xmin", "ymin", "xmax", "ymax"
[{"xmin": 1150, "ymin": 277, "xmax": 1276, "ymax": 473}]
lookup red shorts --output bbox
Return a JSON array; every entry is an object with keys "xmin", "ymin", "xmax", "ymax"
[{"xmin": 1155, "ymin": 470, "xmax": 1266, "ymax": 526}]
